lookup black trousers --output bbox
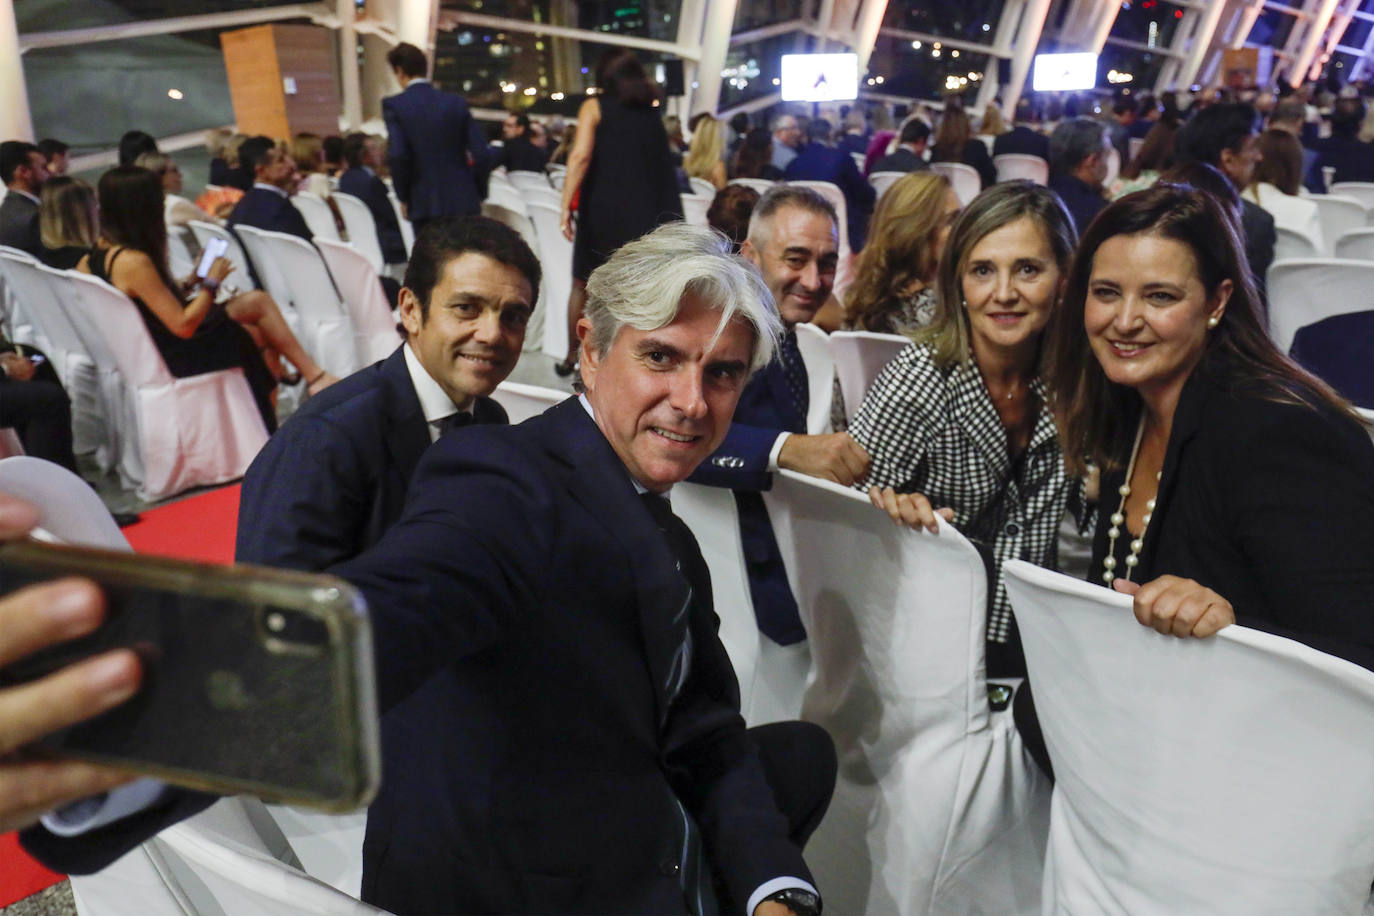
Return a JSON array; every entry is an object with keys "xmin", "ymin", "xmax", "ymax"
[
  {"xmin": 749, "ymin": 720, "xmax": 836, "ymax": 849},
  {"xmin": 0, "ymin": 345, "xmax": 77, "ymax": 472}
]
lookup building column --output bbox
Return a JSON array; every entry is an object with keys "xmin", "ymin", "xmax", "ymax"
[
  {"xmin": 397, "ymin": 0, "xmax": 440, "ymax": 62},
  {"xmin": 1289, "ymin": 0, "xmax": 1341, "ymax": 86},
  {"xmin": 0, "ymin": 0, "xmax": 33, "ymax": 141},
  {"xmin": 338, "ymin": 0, "xmax": 363, "ymax": 129},
  {"xmin": 852, "ymin": 0, "xmax": 891, "ymax": 74},
  {"xmin": 675, "ymin": 0, "xmax": 708, "ymax": 118},
  {"xmin": 693, "ymin": 0, "xmax": 741, "ymax": 116},
  {"xmin": 989, "ymin": 0, "xmax": 1051, "ymax": 117},
  {"xmin": 1087, "ymin": 0, "xmax": 1121, "ymax": 54}
]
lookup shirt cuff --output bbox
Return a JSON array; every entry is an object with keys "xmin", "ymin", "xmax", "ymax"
[
  {"xmin": 747, "ymin": 876, "xmax": 819, "ymax": 916},
  {"xmin": 766, "ymin": 432, "xmax": 791, "ymax": 473},
  {"xmin": 41, "ymin": 778, "xmax": 170, "ymax": 837}
]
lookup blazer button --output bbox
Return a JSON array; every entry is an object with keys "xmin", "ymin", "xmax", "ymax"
[
  {"xmin": 659, "ymin": 858, "xmax": 680, "ymax": 876},
  {"xmin": 1004, "ymin": 522, "xmax": 1021, "ymax": 537}
]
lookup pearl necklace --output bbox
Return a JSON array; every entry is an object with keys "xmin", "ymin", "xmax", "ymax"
[{"xmin": 1102, "ymin": 417, "xmax": 1161, "ymax": 585}]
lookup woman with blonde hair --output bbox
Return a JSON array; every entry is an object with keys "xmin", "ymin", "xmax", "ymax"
[
  {"xmin": 683, "ymin": 115, "xmax": 727, "ymax": 190},
  {"xmin": 135, "ymin": 152, "xmax": 207, "ymax": 227},
  {"xmin": 38, "ymin": 176, "xmax": 99, "ymax": 270},
  {"xmin": 978, "ymin": 104, "xmax": 1009, "ymax": 137},
  {"xmin": 290, "ymin": 133, "xmax": 333, "ymax": 199}
]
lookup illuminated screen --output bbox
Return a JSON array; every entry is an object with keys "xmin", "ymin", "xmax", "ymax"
[
  {"xmin": 1032, "ymin": 52, "xmax": 1099, "ymax": 92},
  {"xmin": 780, "ymin": 53, "xmax": 859, "ymax": 102}
]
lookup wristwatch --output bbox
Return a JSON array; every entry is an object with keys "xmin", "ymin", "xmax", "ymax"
[{"xmin": 764, "ymin": 887, "xmax": 821, "ymax": 916}]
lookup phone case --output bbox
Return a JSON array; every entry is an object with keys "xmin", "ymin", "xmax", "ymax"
[{"xmin": 0, "ymin": 542, "xmax": 380, "ymax": 812}]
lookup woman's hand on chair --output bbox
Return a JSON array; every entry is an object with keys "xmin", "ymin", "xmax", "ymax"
[
  {"xmin": 1113, "ymin": 575, "xmax": 1235, "ymax": 638},
  {"xmin": 868, "ymin": 486, "xmax": 953, "ymax": 534}
]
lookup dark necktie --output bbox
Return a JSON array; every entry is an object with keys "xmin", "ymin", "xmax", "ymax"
[
  {"xmin": 778, "ymin": 328, "xmax": 809, "ymax": 425},
  {"xmin": 435, "ymin": 411, "xmax": 473, "ymax": 436}
]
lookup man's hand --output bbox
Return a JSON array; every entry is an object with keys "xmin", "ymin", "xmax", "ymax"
[
  {"xmin": 755, "ymin": 902, "xmax": 797, "ymax": 916},
  {"xmin": 0, "ymin": 352, "xmax": 36, "ymax": 382},
  {"xmin": 0, "ymin": 496, "xmax": 142, "ymax": 833},
  {"xmin": 778, "ymin": 432, "xmax": 870, "ymax": 486},
  {"xmin": 868, "ymin": 486, "xmax": 954, "ymax": 534},
  {"xmin": 1113, "ymin": 575, "xmax": 1236, "ymax": 638}
]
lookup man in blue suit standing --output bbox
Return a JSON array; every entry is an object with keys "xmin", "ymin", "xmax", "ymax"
[
  {"xmin": 235, "ymin": 216, "xmax": 536, "ymax": 571},
  {"xmin": 383, "ymin": 42, "xmax": 488, "ymax": 235},
  {"xmin": 783, "ymin": 119, "xmax": 876, "ymax": 252},
  {"xmin": 690, "ymin": 187, "xmax": 870, "ymax": 646}
]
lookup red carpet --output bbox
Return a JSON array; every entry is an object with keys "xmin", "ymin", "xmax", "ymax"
[{"xmin": 0, "ymin": 484, "xmax": 242, "ymax": 907}]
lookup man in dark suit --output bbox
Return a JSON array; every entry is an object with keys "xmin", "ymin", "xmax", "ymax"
[
  {"xmin": 691, "ymin": 187, "xmax": 870, "ymax": 646},
  {"xmin": 992, "ymin": 98, "xmax": 1051, "ymax": 162},
  {"xmin": 0, "ymin": 341, "xmax": 76, "ymax": 471},
  {"xmin": 383, "ymin": 42, "xmax": 487, "ymax": 234},
  {"xmin": 783, "ymin": 119, "xmax": 876, "ymax": 252},
  {"xmin": 1048, "ymin": 117, "xmax": 1111, "ymax": 235},
  {"xmin": 338, "ymin": 132, "xmax": 407, "ymax": 265},
  {"xmin": 493, "ymin": 111, "xmax": 550, "ymax": 173},
  {"xmin": 870, "ymin": 118, "xmax": 931, "ymax": 174},
  {"xmin": 0, "ymin": 140, "xmax": 47, "ymax": 257},
  {"xmin": 1311, "ymin": 96, "xmax": 1374, "ymax": 186},
  {"xmin": 236, "ymin": 216, "xmax": 535, "ymax": 571},
  {"xmin": 225, "ymin": 138, "xmax": 312, "ymax": 241}
]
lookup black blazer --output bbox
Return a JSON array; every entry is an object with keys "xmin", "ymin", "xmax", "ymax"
[
  {"xmin": 870, "ymin": 147, "xmax": 929, "ymax": 174},
  {"xmin": 382, "ymin": 82, "xmax": 484, "ymax": 220},
  {"xmin": 235, "ymin": 346, "xmax": 507, "ymax": 572},
  {"xmin": 933, "ymin": 138, "xmax": 996, "ymax": 188},
  {"xmin": 993, "ymin": 126, "xmax": 1051, "ymax": 162},
  {"xmin": 337, "ymin": 168, "xmax": 407, "ymax": 264},
  {"xmin": 0, "ymin": 192, "xmax": 41, "ymax": 257},
  {"xmin": 226, "ymin": 186, "xmax": 313, "ymax": 242},
  {"xmin": 1091, "ymin": 364, "xmax": 1374, "ymax": 670}
]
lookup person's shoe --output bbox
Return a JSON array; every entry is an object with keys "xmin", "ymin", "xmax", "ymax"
[
  {"xmin": 112, "ymin": 511, "xmax": 141, "ymax": 527},
  {"xmin": 553, "ymin": 358, "xmax": 578, "ymax": 377}
]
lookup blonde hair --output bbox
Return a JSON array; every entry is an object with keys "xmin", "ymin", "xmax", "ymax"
[
  {"xmin": 290, "ymin": 133, "xmax": 324, "ymax": 172},
  {"xmin": 39, "ymin": 176, "xmax": 99, "ymax": 250},
  {"xmin": 684, "ymin": 116, "xmax": 724, "ymax": 180},
  {"xmin": 846, "ymin": 172, "xmax": 953, "ymax": 332},
  {"xmin": 205, "ymin": 127, "xmax": 233, "ymax": 159},
  {"xmin": 979, "ymin": 104, "xmax": 1008, "ymax": 136}
]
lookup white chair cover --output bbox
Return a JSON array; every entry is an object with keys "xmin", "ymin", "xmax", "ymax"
[
  {"xmin": 794, "ymin": 322, "xmax": 834, "ymax": 434},
  {"xmin": 0, "ymin": 455, "xmax": 126, "ymax": 549},
  {"xmin": 331, "ymin": 193, "xmax": 388, "ymax": 272},
  {"xmin": 0, "ymin": 243, "xmax": 36, "ymax": 345},
  {"xmin": 264, "ymin": 804, "xmax": 369, "ymax": 898},
  {"xmin": 0, "ymin": 429, "xmax": 22, "ymax": 459},
  {"xmin": 385, "ymin": 193, "xmax": 413, "ymax": 257},
  {"xmin": 1128, "ymin": 136, "xmax": 1144, "ymax": 161},
  {"xmin": 728, "ymin": 178, "xmax": 778, "ymax": 194},
  {"xmin": 491, "ymin": 380, "xmax": 566, "ymax": 424},
  {"xmin": 188, "ymin": 220, "xmax": 255, "ymax": 293},
  {"xmin": 850, "ymin": 151, "xmax": 867, "ymax": 170},
  {"xmin": 166, "ymin": 225, "xmax": 197, "ymax": 279},
  {"xmin": 525, "ymin": 200, "xmax": 573, "ymax": 360},
  {"xmin": 1329, "ymin": 181, "xmax": 1374, "ymax": 212},
  {"xmin": 868, "ymin": 170, "xmax": 907, "ymax": 200},
  {"xmin": 241, "ymin": 227, "xmax": 361, "ymax": 377},
  {"xmin": 479, "ymin": 201, "xmax": 547, "ymax": 353},
  {"xmin": 1310, "ymin": 195, "xmax": 1369, "ymax": 255},
  {"xmin": 829, "ymin": 330, "xmax": 909, "ymax": 423},
  {"xmin": 52, "ymin": 270, "xmax": 268, "ymax": 501},
  {"xmin": 763, "ymin": 472, "xmax": 1049, "ymax": 915},
  {"xmin": 687, "ymin": 176, "xmax": 717, "ymax": 198},
  {"xmin": 485, "ymin": 182, "xmax": 528, "ymax": 217},
  {"xmin": 519, "ymin": 184, "xmax": 562, "ymax": 213},
  {"xmin": 313, "ymin": 239, "xmax": 403, "ymax": 366},
  {"xmin": 1266, "ymin": 258, "xmax": 1374, "ymax": 353},
  {"xmin": 1274, "ymin": 224, "xmax": 1320, "ymax": 261},
  {"xmin": 1004, "ymin": 559, "xmax": 1374, "ymax": 916},
  {"xmin": 787, "ymin": 180, "xmax": 851, "ymax": 264},
  {"xmin": 508, "ymin": 171, "xmax": 553, "ymax": 194},
  {"xmin": 231, "ymin": 224, "xmax": 297, "ymax": 320},
  {"xmin": 1102, "ymin": 146, "xmax": 1120, "ymax": 187},
  {"xmin": 293, "ymin": 192, "xmax": 342, "ymax": 242},
  {"xmin": 929, "ymin": 162, "xmax": 981, "ymax": 205},
  {"xmin": 680, "ymin": 193, "xmax": 710, "ymax": 226},
  {"xmin": 993, "ymin": 153, "xmax": 1050, "ymax": 185},
  {"xmin": 1334, "ymin": 227, "xmax": 1374, "ymax": 260}
]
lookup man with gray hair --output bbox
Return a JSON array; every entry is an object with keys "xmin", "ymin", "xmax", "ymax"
[
  {"xmin": 771, "ymin": 113, "xmax": 802, "ymax": 173},
  {"xmin": 1047, "ymin": 116, "xmax": 1112, "ymax": 233},
  {"xmin": 693, "ymin": 186, "xmax": 871, "ymax": 646},
  {"xmin": 25, "ymin": 222, "xmax": 836, "ymax": 916}
]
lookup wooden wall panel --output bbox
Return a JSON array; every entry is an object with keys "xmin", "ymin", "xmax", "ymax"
[
  {"xmin": 221, "ymin": 24, "xmax": 341, "ymax": 140},
  {"xmin": 221, "ymin": 25, "xmax": 288, "ymax": 140},
  {"xmin": 275, "ymin": 25, "xmax": 341, "ymax": 138}
]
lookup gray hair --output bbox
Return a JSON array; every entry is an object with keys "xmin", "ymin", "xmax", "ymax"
[
  {"xmin": 771, "ymin": 114, "xmax": 797, "ymax": 133},
  {"xmin": 1049, "ymin": 116, "xmax": 1109, "ymax": 175},
  {"xmin": 583, "ymin": 221, "xmax": 781, "ymax": 374},
  {"xmin": 745, "ymin": 185, "xmax": 838, "ymax": 250}
]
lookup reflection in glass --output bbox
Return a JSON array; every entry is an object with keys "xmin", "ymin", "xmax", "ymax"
[{"xmin": 868, "ymin": 35, "xmax": 990, "ymax": 105}]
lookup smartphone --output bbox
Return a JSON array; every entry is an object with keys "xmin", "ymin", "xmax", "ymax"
[
  {"xmin": 196, "ymin": 237, "xmax": 230, "ymax": 278},
  {"xmin": 0, "ymin": 542, "xmax": 380, "ymax": 812}
]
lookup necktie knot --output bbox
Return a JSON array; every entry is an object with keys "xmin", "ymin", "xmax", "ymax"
[{"xmin": 436, "ymin": 411, "xmax": 473, "ymax": 435}]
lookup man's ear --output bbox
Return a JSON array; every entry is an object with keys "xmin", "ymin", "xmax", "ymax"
[
  {"xmin": 576, "ymin": 317, "xmax": 598, "ymax": 390},
  {"xmin": 398, "ymin": 287, "xmax": 423, "ymax": 338},
  {"xmin": 739, "ymin": 238, "xmax": 759, "ymax": 266}
]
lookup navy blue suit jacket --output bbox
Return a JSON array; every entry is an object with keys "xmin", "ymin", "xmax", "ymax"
[
  {"xmin": 992, "ymin": 126, "xmax": 1050, "ymax": 162},
  {"xmin": 235, "ymin": 346, "xmax": 506, "ymax": 572},
  {"xmin": 382, "ymin": 82, "xmax": 484, "ymax": 221},
  {"xmin": 1290, "ymin": 311, "xmax": 1374, "ymax": 410},
  {"xmin": 870, "ymin": 147, "xmax": 928, "ymax": 174},
  {"xmin": 784, "ymin": 142, "xmax": 876, "ymax": 251},
  {"xmin": 690, "ymin": 356, "xmax": 809, "ymax": 644},
  {"xmin": 1048, "ymin": 173, "xmax": 1107, "ymax": 235},
  {"xmin": 1313, "ymin": 135, "xmax": 1374, "ymax": 186},
  {"xmin": 226, "ymin": 186, "xmax": 313, "ymax": 241},
  {"xmin": 338, "ymin": 168, "xmax": 407, "ymax": 264},
  {"xmin": 0, "ymin": 192, "xmax": 41, "ymax": 257}
]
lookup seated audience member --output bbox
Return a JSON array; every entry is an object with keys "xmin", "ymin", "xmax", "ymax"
[
  {"xmin": 37, "ymin": 139, "xmax": 68, "ymax": 177},
  {"xmin": 0, "ymin": 140, "xmax": 47, "ymax": 256},
  {"xmin": 493, "ymin": 112, "xmax": 549, "ymax": 173},
  {"xmin": 116, "ymin": 130, "xmax": 157, "ymax": 168},
  {"xmin": 784, "ymin": 118, "xmax": 877, "ymax": 251},
  {"xmin": 529, "ymin": 120, "xmax": 550, "ymax": 153},
  {"xmin": 850, "ymin": 181, "xmax": 1089, "ymax": 679},
  {"xmin": 226, "ymin": 138, "xmax": 312, "ymax": 242},
  {"xmin": 237, "ymin": 217, "xmax": 535, "ymax": 570},
  {"xmin": 836, "ymin": 108, "xmax": 870, "ymax": 158},
  {"xmin": 770, "ymin": 113, "xmax": 802, "ymax": 173},
  {"xmin": 931, "ymin": 104, "xmax": 996, "ymax": 189},
  {"xmin": 1312, "ymin": 96, "xmax": 1374, "ymax": 186},
  {"xmin": 220, "ymin": 133, "xmax": 254, "ymax": 191},
  {"xmin": 1245, "ymin": 129, "xmax": 1323, "ymax": 251},
  {"xmin": 339, "ymin": 132, "xmax": 407, "ymax": 266},
  {"xmin": 38, "ymin": 176, "xmax": 98, "ymax": 270},
  {"xmin": 1109, "ymin": 118, "xmax": 1177, "ymax": 198},
  {"xmin": 1267, "ymin": 96, "xmax": 1323, "ymax": 192},
  {"xmin": 1108, "ymin": 96, "xmax": 1138, "ymax": 161},
  {"xmin": 134, "ymin": 153, "xmax": 206, "ymax": 228},
  {"xmin": 81, "ymin": 166, "xmax": 338, "ymax": 430},
  {"xmin": 684, "ymin": 114, "xmax": 728, "ymax": 191},
  {"xmin": 0, "ymin": 340, "xmax": 77, "ymax": 471},
  {"xmin": 1172, "ymin": 103, "xmax": 1275, "ymax": 302},
  {"xmin": 205, "ymin": 127, "xmax": 234, "ymax": 186},
  {"xmin": 731, "ymin": 127, "xmax": 783, "ymax": 181},
  {"xmin": 321, "ymin": 134, "xmax": 344, "ymax": 179},
  {"xmin": 1019, "ymin": 186, "xmax": 1374, "ymax": 773},
  {"xmin": 1048, "ymin": 117, "xmax": 1112, "ymax": 234},
  {"xmin": 290, "ymin": 133, "xmax": 334, "ymax": 200},
  {"xmin": 1127, "ymin": 92, "xmax": 1163, "ymax": 140},
  {"xmin": 978, "ymin": 103, "xmax": 1009, "ymax": 140},
  {"xmin": 24, "ymin": 224, "xmax": 837, "ymax": 916},
  {"xmin": 870, "ymin": 118, "xmax": 932, "ymax": 174},
  {"xmin": 993, "ymin": 98, "xmax": 1051, "ymax": 162},
  {"xmin": 706, "ymin": 183, "xmax": 759, "ymax": 252}
]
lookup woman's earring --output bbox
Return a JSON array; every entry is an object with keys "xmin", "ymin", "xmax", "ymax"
[{"xmin": 1207, "ymin": 316, "xmax": 1220, "ymax": 329}]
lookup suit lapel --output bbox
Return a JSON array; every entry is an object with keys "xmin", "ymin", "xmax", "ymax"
[
  {"xmin": 379, "ymin": 348, "xmax": 432, "ymax": 484},
  {"xmin": 1140, "ymin": 368, "xmax": 1208, "ymax": 574}
]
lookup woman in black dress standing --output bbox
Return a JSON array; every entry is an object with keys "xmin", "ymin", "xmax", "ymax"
[{"xmin": 556, "ymin": 48, "xmax": 683, "ymax": 374}]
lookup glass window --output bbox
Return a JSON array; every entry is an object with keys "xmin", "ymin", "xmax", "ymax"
[
  {"xmin": 718, "ymin": 33, "xmax": 798, "ymax": 109},
  {"xmin": 1098, "ymin": 41, "xmax": 1167, "ymax": 91},
  {"xmin": 1247, "ymin": 6, "xmax": 1299, "ymax": 50},
  {"xmin": 882, "ymin": 0, "xmax": 1006, "ymax": 46},
  {"xmin": 867, "ymin": 35, "xmax": 992, "ymax": 105},
  {"xmin": 1338, "ymin": 17, "xmax": 1372, "ymax": 51},
  {"xmin": 16, "ymin": 0, "xmax": 270, "ymax": 33},
  {"xmin": 734, "ymin": 0, "xmax": 806, "ymax": 33},
  {"xmin": 1107, "ymin": 0, "xmax": 1186, "ymax": 55}
]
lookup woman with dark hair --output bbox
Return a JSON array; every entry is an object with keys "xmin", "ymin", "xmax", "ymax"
[
  {"xmin": 730, "ymin": 128, "xmax": 782, "ymax": 180},
  {"xmin": 1043, "ymin": 184, "xmax": 1374, "ymax": 672},
  {"xmin": 555, "ymin": 47, "xmax": 683, "ymax": 374},
  {"xmin": 850, "ymin": 182, "xmax": 1092, "ymax": 678},
  {"xmin": 930, "ymin": 103, "xmax": 996, "ymax": 189},
  {"xmin": 705, "ymin": 183, "xmax": 759, "ymax": 251},
  {"xmin": 1110, "ymin": 119, "xmax": 1178, "ymax": 197},
  {"xmin": 78, "ymin": 167, "xmax": 336, "ymax": 430},
  {"xmin": 1246, "ymin": 129, "xmax": 1323, "ymax": 250}
]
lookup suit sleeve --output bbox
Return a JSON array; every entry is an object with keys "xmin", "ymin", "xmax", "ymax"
[
  {"xmin": 688, "ymin": 421, "xmax": 780, "ymax": 491},
  {"xmin": 383, "ymin": 99, "xmax": 413, "ymax": 205},
  {"xmin": 282, "ymin": 198, "xmax": 313, "ymax": 241}
]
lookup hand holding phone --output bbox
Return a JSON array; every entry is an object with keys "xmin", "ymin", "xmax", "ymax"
[{"xmin": 195, "ymin": 237, "xmax": 230, "ymax": 279}]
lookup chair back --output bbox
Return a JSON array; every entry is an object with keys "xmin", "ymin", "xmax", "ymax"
[
  {"xmin": 0, "ymin": 251, "xmax": 86, "ymax": 385},
  {"xmin": 787, "ymin": 180, "xmax": 851, "ymax": 262},
  {"xmin": 929, "ymin": 162, "xmax": 981, "ymax": 205},
  {"xmin": 1128, "ymin": 136, "xmax": 1144, "ymax": 161},
  {"xmin": 519, "ymin": 184, "xmax": 562, "ymax": 211},
  {"xmin": 1274, "ymin": 224, "xmax": 1321, "ymax": 261},
  {"xmin": 57, "ymin": 269, "xmax": 174, "ymax": 388},
  {"xmin": 762, "ymin": 472, "xmax": 1049, "ymax": 915},
  {"xmin": 1329, "ymin": 181, "xmax": 1374, "ymax": 212},
  {"xmin": 249, "ymin": 229, "xmax": 361, "ymax": 377},
  {"xmin": 525, "ymin": 200, "xmax": 573, "ymax": 359},
  {"xmin": 728, "ymin": 177, "xmax": 778, "ymax": 194},
  {"xmin": 386, "ymin": 192, "xmax": 414, "ymax": 257},
  {"xmin": 680, "ymin": 193, "xmax": 710, "ymax": 227},
  {"xmin": 485, "ymin": 181, "xmax": 528, "ymax": 216},
  {"xmin": 188, "ymin": 220, "xmax": 255, "ymax": 292},
  {"xmin": 0, "ymin": 456, "xmax": 127, "ymax": 549},
  {"xmin": 491, "ymin": 380, "xmax": 566, "ymax": 424},
  {"xmin": 331, "ymin": 193, "xmax": 387, "ymax": 272},
  {"xmin": 793, "ymin": 321, "xmax": 834, "ymax": 434},
  {"xmin": 314, "ymin": 238, "xmax": 403, "ymax": 366},
  {"xmin": 1310, "ymin": 195, "xmax": 1369, "ymax": 255},
  {"xmin": 233, "ymin": 223, "xmax": 297, "ymax": 310},
  {"xmin": 293, "ymin": 192, "xmax": 341, "ymax": 241},
  {"xmin": 1004, "ymin": 559, "xmax": 1374, "ymax": 915},
  {"xmin": 829, "ymin": 330, "xmax": 910, "ymax": 422},
  {"xmin": 166, "ymin": 225, "xmax": 196, "ymax": 278},
  {"xmin": 868, "ymin": 170, "xmax": 907, "ymax": 199},
  {"xmin": 1334, "ymin": 226, "xmax": 1374, "ymax": 260},
  {"xmin": 508, "ymin": 171, "xmax": 553, "ymax": 194},
  {"xmin": 993, "ymin": 153, "xmax": 1049, "ymax": 185},
  {"xmin": 688, "ymin": 176, "xmax": 718, "ymax": 198},
  {"xmin": 1102, "ymin": 145, "xmax": 1120, "ymax": 187},
  {"xmin": 1266, "ymin": 258, "xmax": 1374, "ymax": 352},
  {"xmin": 850, "ymin": 151, "xmax": 866, "ymax": 170}
]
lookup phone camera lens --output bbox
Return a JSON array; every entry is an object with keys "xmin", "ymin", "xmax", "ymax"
[{"xmin": 260, "ymin": 606, "xmax": 329, "ymax": 651}]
